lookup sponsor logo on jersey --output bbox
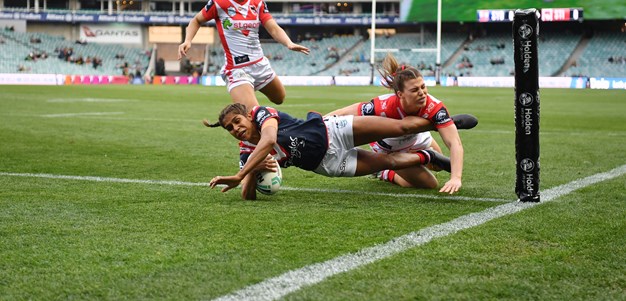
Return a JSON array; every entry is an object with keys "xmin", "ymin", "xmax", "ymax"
[
  {"xmin": 426, "ymin": 102, "xmax": 435, "ymax": 113},
  {"xmin": 249, "ymin": 5, "xmax": 258, "ymax": 16},
  {"xmin": 227, "ymin": 6, "xmax": 237, "ymax": 17},
  {"xmin": 286, "ymin": 136, "xmax": 304, "ymax": 166},
  {"xmin": 256, "ymin": 108, "xmax": 267, "ymax": 122},
  {"xmin": 234, "ymin": 55, "xmax": 250, "ymax": 64},
  {"xmin": 222, "ymin": 18, "xmax": 233, "ymax": 29},
  {"xmin": 361, "ymin": 102, "xmax": 374, "ymax": 115},
  {"xmin": 233, "ymin": 22, "xmax": 259, "ymax": 30},
  {"xmin": 435, "ymin": 108, "xmax": 451, "ymax": 124}
]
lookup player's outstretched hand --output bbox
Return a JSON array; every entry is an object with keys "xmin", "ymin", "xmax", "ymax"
[
  {"xmin": 253, "ymin": 155, "xmax": 278, "ymax": 173},
  {"xmin": 288, "ymin": 43, "xmax": 310, "ymax": 55},
  {"xmin": 439, "ymin": 178, "xmax": 462, "ymax": 194},
  {"xmin": 178, "ymin": 41, "xmax": 191, "ymax": 60},
  {"xmin": 209, "ymin": 175, "xmax": 242, "ymax": 193}
]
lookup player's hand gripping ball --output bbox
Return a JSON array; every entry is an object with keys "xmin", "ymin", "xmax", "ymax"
[{"xmin": 256, "ymin": 163, "xmax": 282, "ymax": 195}]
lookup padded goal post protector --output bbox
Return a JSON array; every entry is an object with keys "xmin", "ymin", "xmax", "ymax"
[{"xmin": 513, "ymin": 9, "xmax": 540, "ymax": 202}]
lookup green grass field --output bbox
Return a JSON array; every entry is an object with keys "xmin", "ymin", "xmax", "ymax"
[{"xmin": 0, "ymin": 85, "xmax": 625, "ymax": 300}]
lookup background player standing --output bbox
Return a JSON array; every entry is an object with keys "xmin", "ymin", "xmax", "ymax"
[{"xmin": 178, "ymin": 0, "xmax": 310, "ymax": 109}]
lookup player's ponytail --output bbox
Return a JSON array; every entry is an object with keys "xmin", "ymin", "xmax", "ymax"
[
  {"xmin": 204, "ymin": 103, "xmax": 249, "ymax": 129},
  {"xmin": 202, "ymin": 119, "xmax": 221, "ymax": 128},
  {"xmin": 377, "ymin": 53, "xmax": 423, "ymax": 93},
  {"xmin": 378, "ymin": 53, "xmax": 400, "ymax": 90}
]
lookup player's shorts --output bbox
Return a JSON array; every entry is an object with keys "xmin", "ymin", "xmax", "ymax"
[
  {"xmin": 313, "ymin": 115, "xmax": 358, "ymax": 177},
  {"xmin": 369, "ymin": 132, "xmax": 433, "ymax": 154},
  {"xmin": 221, "ymin": 57, "xmax": 276, "ymax": 92}
]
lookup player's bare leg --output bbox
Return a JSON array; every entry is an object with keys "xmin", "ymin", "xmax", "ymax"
[
  {"xmin": 229, "ymin": 84, "xmax": 260, "ymax": 110},
  {"xmin": 383, "ymin": 140, "xmax": 444, "ymax": 187},
  {"xmin": 259, "ymin": 77, "xmax": 286, "ymax": 105},
  {"xmin": 353, "ymin": 149, "xmax": 450, "ymax": 176},
  {"xmin": 393, "ymin": 166, "xmax": 438, "ymax": 188},
  {"xmin": 352, "ymin": 115, "xmax": 433, "ymax": 146}
]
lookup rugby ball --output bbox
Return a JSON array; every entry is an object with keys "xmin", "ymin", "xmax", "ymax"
[{"xmin": 256, "ymin": 164, "xmax": 283, "ymax": 195}]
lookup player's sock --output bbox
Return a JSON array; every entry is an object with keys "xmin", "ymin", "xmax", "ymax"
[
  {"xmin": 417, "ymin": 150, "xmax": 451, "ymax": 172},
  {"xmin": 378, "ymin": 170, "xmax": 396, "ymax": 183}
]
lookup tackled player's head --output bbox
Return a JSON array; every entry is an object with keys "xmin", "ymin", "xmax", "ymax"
[{"xmin": 203, "ymin": 103, "xmax": 248, "ymax": 128}]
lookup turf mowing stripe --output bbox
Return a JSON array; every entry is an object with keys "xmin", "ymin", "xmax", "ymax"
[
  {"xmin": 40, "ymin": 112, "xmax": 125, "ymax": 118},
  {"xmin": 280, "ymin": 187, "xmax": 506, "ymax": 202},
  {"xmin": 212, "ymin": 164, "xmax": 626, "ymax": 301},
  {"xmin": 0, "ymin": 172, "xmax": 507, "ymax": 203},
  {"xmin": 46, "ymin": 98, "xmax": 136, "ymax": 103}
]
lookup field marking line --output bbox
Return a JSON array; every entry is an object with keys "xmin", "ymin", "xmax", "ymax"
[
  {"xmin": 211, "ymin": 164, "xmax": 626, "ymax": 301},
  {"xmin": 0, "ymin": 172, "xmax": 506, "ymax": 203},
  {"xmin": 0, "ymin": 113, "xmax": 211, "ymax": 123},
  {"xmin": 40, "ymin": 112, "xmax": 125, "ymax": 118}
]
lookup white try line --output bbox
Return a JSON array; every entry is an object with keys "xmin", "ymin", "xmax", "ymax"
[
  {"xmin": 212, "ymin": 164, "xmax": 626, "ymax": 301},
  {"xmin": 0, "ymin": 172, "xmax": 507, "ymax": 203}
]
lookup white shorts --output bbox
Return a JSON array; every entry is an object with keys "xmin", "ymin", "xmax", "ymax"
[
  {"xmin": 221, "ymin": 57, "xmax": 276, "ymax": 92},
  {"xmin": 370, "ymin": 132, "xmax": 433, "ymax": 154},
  {"xmin": 313, "ymin": 115, "xmax": 358, "ymax": 177}
]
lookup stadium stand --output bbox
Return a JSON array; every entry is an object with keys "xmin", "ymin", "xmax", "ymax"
[
  {"xmin": 0, "ymin": 1, "xmax": 624, "ymax": 80},
  {"xmin": 0, "ymin": 30, "xmax": 150, "ymax": 76},
  {"xmin": 567, "ymin": 31, "xmax": 626, "ymax": 77},
  {"xmin": 319, "ymin": 32, "xmax": 467, "ymax": 77}
]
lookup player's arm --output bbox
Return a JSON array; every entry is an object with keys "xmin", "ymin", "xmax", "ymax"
[
  {"xmin": 240, "ymin": 172, "xmax": 258, "ymax": 200},
  {"xmin": 263, "ymin": 19, "xmax": 310, "ymax": 55},
  {"xmin": 210, "ymin": 118, "xmax": 278, "ymax": 192},
  {"xmin": 325, "ymin": 103, "xmax": 361, "ymax": 117},
  {"xmin": 239, "ymin": 155, "xmax": 278, "ymax": 200},
  {"xmin": 178, "ymin": 11, "xmax": 209, "ymax": 60},
  {"xmin": 437, "ymin": 125, "xmax": 464, "ymax": 194}
]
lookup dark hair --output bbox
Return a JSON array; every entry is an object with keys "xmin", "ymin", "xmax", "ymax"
[
  {"xmin": 203, "ymin": 103, "xmax": 248, "ymax": 128},
  {"xmin": 377, "ymin": 53, "xmax": 423, "ymax": 93}
]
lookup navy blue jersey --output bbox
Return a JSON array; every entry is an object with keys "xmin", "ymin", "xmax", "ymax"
[{"xmin": 239, "ymin": 106, "xmax": 328, "ymax": 171}]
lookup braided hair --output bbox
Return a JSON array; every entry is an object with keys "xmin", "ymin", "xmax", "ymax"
[{"xmin": 203, "ymin": 103, "xmax": 248, "ymax": 128}]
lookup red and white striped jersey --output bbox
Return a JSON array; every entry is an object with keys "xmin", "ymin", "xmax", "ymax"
[{"xmin": 201, "ymin": 0, "xmax": 272, "ymax": 70}]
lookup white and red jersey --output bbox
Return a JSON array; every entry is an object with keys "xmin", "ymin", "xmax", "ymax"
[
  {"xmin": 201, "ymin": 0, "xmax": 272, "ymax": 70},
  {"xmin": 358, "ymin": 93, "xmax": 453, "ymax": 152}
]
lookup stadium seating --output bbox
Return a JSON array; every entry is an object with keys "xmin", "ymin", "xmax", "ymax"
[
  {"xmin": 319, "ymin": 32, "xmax": 467, "ymax": 77},
  {"xmin": 0, "ymin": 30, "xmax": 150, "ymax": 76},
  {"xmin": 566, "ymin": 32, "xmax": 626, "ymax": 77},
  {"xmin": 2, "ymin": 24, "xmax": 623, "ymax": 79},
  {"xmin": 442, "ymin": 32, "xmax": 511, "ymax": 77}
]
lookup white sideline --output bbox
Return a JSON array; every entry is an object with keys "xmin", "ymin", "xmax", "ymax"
[
  {"xmin": 212, "ymin": 164, "xmax": 626, "ymax": 301},
  {"xmin": 0, "ymin": 172, "xmax": 507, "ymax": 202}
]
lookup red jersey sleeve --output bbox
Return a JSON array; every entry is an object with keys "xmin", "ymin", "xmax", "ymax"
[
  {"xmin": 201, "ymin": 0, "xmax": 218, "ymax": 20},
  {"xmin": 357, "ymin": 94, "xmax": 405, "ymax": 119},
  {"xmin": 420, "ymin": 95, "xmax": 454, "ymax": 129},
  {"xmin": 251, "ymin": 106, "xmax": 280, "ymax": 129},
  {"xmin": 259, "ymin": 0, "xmax": 273, "ymax": 24}
]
